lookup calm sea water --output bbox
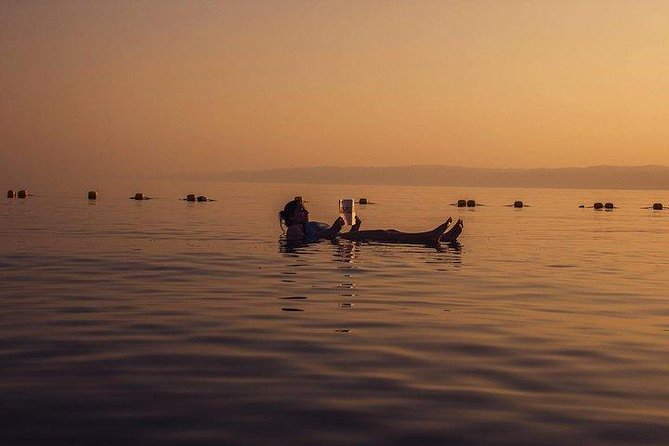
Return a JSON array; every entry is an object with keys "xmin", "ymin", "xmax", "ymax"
[{"xmin": 2, "ymin": 181, "xmax": 669, "ymax": 445}]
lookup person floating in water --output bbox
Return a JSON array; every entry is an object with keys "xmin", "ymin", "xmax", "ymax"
[{"xmin": 279, "ymin": 199, "xmax": 463, "ymax": 244}]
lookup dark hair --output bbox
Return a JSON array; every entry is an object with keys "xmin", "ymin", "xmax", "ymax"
[{"xmin": 279, "ymin": 200, "xmax": 301, "ymax": 226}]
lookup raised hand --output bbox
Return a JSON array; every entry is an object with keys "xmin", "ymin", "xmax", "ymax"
[
  {"xmin": 329, "ymin": 217, "xmax": 345, "ymax": 236},
  {"xmin": 350, "ymin": 216, "xmax": 362, "ymax": 232}
]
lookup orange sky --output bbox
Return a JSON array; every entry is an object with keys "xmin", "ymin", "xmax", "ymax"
[{"xmin": 2, "ymin": 1, "xmax": 668, "ymax": 182}]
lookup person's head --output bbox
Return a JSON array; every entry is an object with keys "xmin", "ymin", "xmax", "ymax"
[{"xmin": 279, "ymin": 199, "xmax": 309, "ymax": 226}]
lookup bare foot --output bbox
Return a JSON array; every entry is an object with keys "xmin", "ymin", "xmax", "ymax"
[{"xmin": 439, "ymin": 219, "xmax": 463, "ymax": 242}]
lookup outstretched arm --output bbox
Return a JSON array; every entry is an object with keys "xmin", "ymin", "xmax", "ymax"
[
  {"xmin": 349, "ymin": 216, "xmax": 362, "ymax": 232},
  {"xmin": 316, "ymin": 217, "xmax": 345, "ymax": 240}
]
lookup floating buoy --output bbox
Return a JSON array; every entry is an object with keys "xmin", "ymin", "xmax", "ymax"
[
  {"xmin": 593, "ymin": 202, "xmax": 604, "ymax": 210},
  {"xmin": 358, "ymin": 198, "xmax": 368, "ymax": 205},
  {"xmin": 466, "ymin": 200, "xmax": 476, "ymax": 207},
  {"xmin": 513, "ymin": 201, "xmax": 524, "ymax": 208},
  {"xmin": 456, "ymin": 199, "xmax": 467, "ymax": 207},
  {"xmin": 130, "ymin": 192, "xmax": 152, "ymax": 200},
  {"xmin": 17, "ymin": 190, "xmax": 28, "ymax": 199},
  {"xmin": 197, "ymin": 195, "xmax": 207, "ymax": 202},
  {"xmin": 652, "ymin": 202, "xmax": 663, "ymax": 210},
  {"xmin": 88, "ymin": 191, "xmax": 98, "ymax": 200},
  {"xmin": 185, "ymin": 194, "xmax": 196, "ymax": 202},
  {"xmin": 7, "ymin": 189, "xmax": 15, "ymax": 198},
  {"xmin": 604, "ymin": 202, "xmax": 614, "ymax": 210}
]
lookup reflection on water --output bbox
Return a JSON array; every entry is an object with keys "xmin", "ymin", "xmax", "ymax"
[{"xmin": 1, "ymin": 181, "xmax": 669, "ymax": 445}]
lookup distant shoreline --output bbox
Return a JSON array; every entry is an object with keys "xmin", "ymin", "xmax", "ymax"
[{"xmin": 175, "ymin": 165, "xmax": 669, "ymax": 191}]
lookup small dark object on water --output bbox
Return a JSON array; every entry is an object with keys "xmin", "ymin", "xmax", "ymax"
[
  {"xmin": 7, "ymin": 189, "xmax": 16, "ymax": 198},
  {"xmin": 294, "ymin": 196, "xmax": 303, "ymax": 203},
  {"xmin": 17, "ymin": 190, "xmax": 28, "ymax": 199},
  {"xmin": 130, "ymin": 192, "xmax": 152, "ymax": 200},
  {"xmin": 87, "ymin": 191, "xmax": 98, "ymax": 200},
  {"xmin": 652, "ymin": 203, "xmax": 663, "ymax": 210},
  {"xmin": 604, "ymin": 202, "xmax": 614, "ymax": 210},
  {"xmin": 281, "ymin": 308, "xmax": 304, "ymax": 312},
  {"xmin": 505, "ymin": 201, "xmax": 528, "ymax": 208},
  {"xmin": 359, "ymin": 198, "xmax": 368, "ymax": 205},
  {"xmin": 593, "ymin": 202, "xmax": 604, "ymax": 210},
  {"xmin": 578, "ymin": 204, "xmax": 585, "ymax": 208},
  {"xmin": 183, "ymin": 194, "xmax": 215, "ymax": 202},
  {"xmin": 453, "ymin": 199, "xmax": 484, "ymax": 207}
]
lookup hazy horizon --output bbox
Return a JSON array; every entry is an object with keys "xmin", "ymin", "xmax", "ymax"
[{"xmin": 3, "ymin": 1, "xmax": 669, "ymax": 185}]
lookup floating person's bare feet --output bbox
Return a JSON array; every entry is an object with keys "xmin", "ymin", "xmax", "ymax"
[
  {"xmin": 439, "ymin": 219, "xmax": 463, "ymax": 243},
  {"xmin": 427, "ymin": 217, "xmax": 453, "ymax": 243},
  {"xmin": 339, "ymin": 217, "xmax": 456, "ymax": 244}
]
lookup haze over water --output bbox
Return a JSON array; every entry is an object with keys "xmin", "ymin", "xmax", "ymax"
[
  {"xmin": 3, "ymin": 1, "xmax": 669, "ymax": 183},
  {"xmin": 2, "ymin": 181, "xmax": 668, "ymax": 445}
]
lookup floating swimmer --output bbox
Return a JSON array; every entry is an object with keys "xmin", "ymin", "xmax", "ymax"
[
  {"xmin": 17, "ymin": 190, "xmax": 29, "ymax": 199},
  {"xmin": 279, "ymin": 198, "xmax": 463, "ymax": 245},
  {"xmin": 7, "ymin": 189, "xmax": 15, "ymax": 198},
  {"xmin": 129, "ymin": 193, "xmax": 153, "ymax": 200},
  {"xmin": 87, "ymin": 191, "xmax": 98, "ymax": 200}
]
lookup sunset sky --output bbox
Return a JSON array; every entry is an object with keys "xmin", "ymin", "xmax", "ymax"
[{"xmin": 2, "ymin": 1, "xmax": 669, "ymax": 182}]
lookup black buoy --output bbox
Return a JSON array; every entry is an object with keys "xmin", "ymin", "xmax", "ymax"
[
  {"xmin": 466, "ymin": 200, "xmax": 476, "ymax": 207},
  {"xmin": 358, "ymin": 198, "xmax": 368, "ymax": 205},
  {"xmin": 186, "ymin": 194, "xmax": 196, "ymax": 202},
  {"xmin": 652, "ymin": 203, "xmax": 663, "ymax": 210},
  {"xmin": 88, "ymin": 191, "xmax": 98, "ymax": 200},
  {"xmin": 513, "ymin": 201, "xmax": 524, "ymax": 208},
  {"xmin": 604, "ymin": 202, "xmax": 614, "ymax": 210},
  {"xmin": 7, "ymin": 189, "xmax": 15, "ymax": 198},
  {"xmin": 593, "ymin": 202, "xmax": 604, "ymax": 210},
  {"xmin": 456, "ymin": 199, "xmax": 467, "ymax": 207},
  {"xmin": 17, "ymin": 190, "xmax": 28, "ymax": 199}
]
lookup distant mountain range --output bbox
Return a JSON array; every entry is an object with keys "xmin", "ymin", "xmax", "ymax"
[{"xmin": 189, "ymin": 165, "xmax": 669, "ymax": 190}]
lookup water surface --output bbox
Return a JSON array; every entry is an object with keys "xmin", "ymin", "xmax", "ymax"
[{"xmin": 2, "ymin": 182, "xmax": 668, "ymax": 445}]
